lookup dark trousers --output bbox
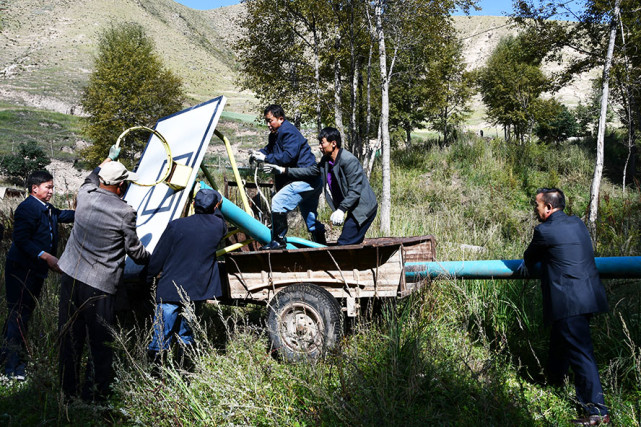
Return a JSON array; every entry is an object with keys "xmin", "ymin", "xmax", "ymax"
[
  {"xmin": 337, "ymin": 208, "xmax": 377, "ymax": 245},
  {"xmin": 2, "ymin": 260, "xmax": 45, "ymax": 376},
  {"xmin": 58, "ymin": 273, "xmax": 115, "ymax": 401},
  {"xmin": 548, "ymin": 314, "xmax": 608, "ymax": 416}
]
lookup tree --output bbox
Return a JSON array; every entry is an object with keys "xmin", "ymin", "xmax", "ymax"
[
  {"xmin": 535, "ymin": 100, "xmax": 578, "ymax": 143},
  {"xmin": 512, "ymin": 0, "xmax": 637, "ymax": 237},
  {"xmin": 477, "ymin": 34, "xmax": 551, "ymax": 143},
  {"xmin": 81, "ymin": 22, "xmax": 185, "ymax": 167},
  {"xmin": 235, "ymin": 0, "xmax": 331, "ymax": 128},
  {"xmin": 588, "ymin": 0, "xmax": 621, "ymax": 237},
  {"xmin": 428, "ymin": 37, "xmax": 474, "ymax": 145},
  {"xmin": 0, "ymin": 141, "xmax": 50, "ymax": 185}
]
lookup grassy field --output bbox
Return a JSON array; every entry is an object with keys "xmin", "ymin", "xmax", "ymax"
[{"xmin": 0, "ymin": 114, "xmax": 639, "ymax": 425}]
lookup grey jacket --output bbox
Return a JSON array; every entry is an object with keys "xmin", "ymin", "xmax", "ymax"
[
  {"xmin": 58, "ymin": 169, "xmax": 150, "ymax": 294},
  {"xmin": 287, "ymin": 148, "xmax": 377, "ymax": 226}
]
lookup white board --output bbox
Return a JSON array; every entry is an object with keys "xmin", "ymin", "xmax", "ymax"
[{"xmin": 123, "ymin": 96, "xmax": 226, "ymax": 278}]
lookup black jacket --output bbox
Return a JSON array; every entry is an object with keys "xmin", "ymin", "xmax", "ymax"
[
  {"xmin": 7, "ymin": 195, "xmax": 74, "ymax": 278},
  {"xmin": 524, "ymin": 210, "xmax": 609, "ymax": 323},
  {"xmin": 259, "ymin": 120, "xmax": 316, "ymax": 190},
  {"xmin": 287, "ymin": 148, "xmax": 377, "ymax": 226},
  {"xmin": 147, "ymin": 210, "xmax": 227, "ymax": 302}
]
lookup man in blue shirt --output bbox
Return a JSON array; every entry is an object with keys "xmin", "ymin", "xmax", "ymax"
[
  {"xmin": 250, "ymin": 104, "xmax": 325, "ymax": 249},
  {"xmin": 2, "ymin": 171, "xmax": 74, "ymax": 380}
]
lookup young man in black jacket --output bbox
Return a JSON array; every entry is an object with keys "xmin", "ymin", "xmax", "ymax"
[
  {"xmin": 265, "ymin": 127, "xmax": 377, "ymax": 245},
  {"xmin": 2, "ymin": 171, "xmax": 74, "ymax": 380}
]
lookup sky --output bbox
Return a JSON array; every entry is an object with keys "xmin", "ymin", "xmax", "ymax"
[{"xmin": 174, "ymin": 0, "xmax": 521, "ymax": 16}]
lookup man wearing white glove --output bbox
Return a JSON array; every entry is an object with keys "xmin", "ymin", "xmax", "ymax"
[
  {"xmin": 330, "ymin": 209, "xmax": 344, "ymax": 225},
  {"xmin": 284, "ymin": 127, "xmax": 377, "ymax": 245},
  {"xmin": 251, "ymin": 105, "xmax": 325, "ymax": 249}
]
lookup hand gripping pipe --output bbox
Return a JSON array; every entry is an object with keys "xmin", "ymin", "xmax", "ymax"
[{"xmin": 405, "ymin": 257, "xmax": 641, "ymax": 281}]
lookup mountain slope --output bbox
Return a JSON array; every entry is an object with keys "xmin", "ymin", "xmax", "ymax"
[
  {"xmin": 0, "ymin": 0, "xmax": 250, "ymax": 113},
  {"xmin": 0, "ymin": 2, "xmax": 593, "ymax": 118}
]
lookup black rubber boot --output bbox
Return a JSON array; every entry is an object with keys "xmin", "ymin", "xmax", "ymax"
[
  {"xmin": 311, "ymin": 224, "xmax": 327, "ymax": 245},
  {"xmin": 261, "ymin": 212, "xmax": 288, "ymax": 250}
]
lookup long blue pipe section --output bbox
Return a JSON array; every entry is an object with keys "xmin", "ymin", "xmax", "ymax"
[
  {"xmin": 405, "ymin": 257, "xmax": 641, "ymax": 280},
  {"xmin": 219, "ymin": 195, "xmax": 325, "ymax": 249}
]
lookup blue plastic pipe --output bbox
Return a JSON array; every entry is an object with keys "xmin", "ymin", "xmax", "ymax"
[
  {"xmin": 219, "ymin": 195, "xmax": 324, "ymax": 249},
  {"xmin": 405, "ymin": 257, "xmax": 641, "ymax": 280}
]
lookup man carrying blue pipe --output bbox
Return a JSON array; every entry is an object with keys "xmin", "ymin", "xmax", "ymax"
[
  {"xmin": 249, "ymin": 104, "xmax": 325, "ymax": 249},
  {"xmin": 524, "ymin": 188, "xmax": 610, "ymax": 426},
  {"xmin": 264, "ymin": 127, "xmax": 377, "ymax": 245}
]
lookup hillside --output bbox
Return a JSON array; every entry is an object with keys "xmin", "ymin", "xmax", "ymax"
[
  {"xmin": 1, "ymin": 1, "xmax": 595, "ymax": 118},
  {"xmin": 0, "ymin": 0, "xmax": 250, "ymax": 114}
]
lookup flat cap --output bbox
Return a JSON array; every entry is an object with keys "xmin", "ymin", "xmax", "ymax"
[{"xmin": 195, "ymin": 188, "xmax": 222, "ymax": 211}]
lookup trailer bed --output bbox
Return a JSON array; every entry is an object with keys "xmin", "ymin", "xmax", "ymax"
[{"xmin": 223, "ymin": 235, "xmax": 436, "ymax": 315}]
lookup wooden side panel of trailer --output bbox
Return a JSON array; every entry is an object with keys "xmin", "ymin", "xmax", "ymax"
[{"xmin": 224, "ymin": 235, "xmax": 436, "ymax": 304}]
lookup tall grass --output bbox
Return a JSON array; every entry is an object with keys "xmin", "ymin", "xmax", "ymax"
[{"xmin": 0, "ymin": 134, "xmax": 639, "ymax": 425}]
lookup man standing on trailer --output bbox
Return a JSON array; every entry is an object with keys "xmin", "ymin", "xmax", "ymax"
[
  {"xmin": 264, "ymin": 127, "xmax": 377, "ymax": 245},
  {"xmin": 524, "ymin": 188, "xmax": 610, "ymax": 426},
  {"xmin": 249, "ymin": 104, "xmax": 325, "ymax": 249}
]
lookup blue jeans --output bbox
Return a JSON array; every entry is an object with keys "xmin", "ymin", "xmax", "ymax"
[
  {"xmin": 148, "ymin": 303, "xmax": 196, "ymax": 351},
  {"xmin": 272, "ymin": 179, "xmax": 323, "ymax": 232}
]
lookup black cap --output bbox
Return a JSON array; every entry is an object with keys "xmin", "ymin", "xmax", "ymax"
[{"xmin": 194, "ymin": 189, "xmax": 221, "ymax": 211}]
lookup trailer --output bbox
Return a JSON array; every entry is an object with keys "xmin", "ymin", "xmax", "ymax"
[{"xmin": 222, "ymin": 236, "xmax": 435, "ymax": 360}]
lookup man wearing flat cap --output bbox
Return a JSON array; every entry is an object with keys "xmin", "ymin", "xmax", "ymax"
[
  {"xmin": 146, "ymin": 188, "xmax": 227, "ymax": 367},
  {"xmin": 57, "ymin": 153, "xmax": 150, "ymax": 402}
]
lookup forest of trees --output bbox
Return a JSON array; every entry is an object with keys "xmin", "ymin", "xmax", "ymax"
[{"xmin": 234, "ymin": 0, "xmax": 641, "ymax": 234}]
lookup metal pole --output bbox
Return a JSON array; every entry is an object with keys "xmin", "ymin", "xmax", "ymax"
[{"xmin": 215, "ymin": 129, "xmax": 252, "ymax": 215}]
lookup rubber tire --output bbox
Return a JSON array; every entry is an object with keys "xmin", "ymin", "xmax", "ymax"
[{"xmin": 267, "ymin": 283, "xmax": 343, "ymax": 362}]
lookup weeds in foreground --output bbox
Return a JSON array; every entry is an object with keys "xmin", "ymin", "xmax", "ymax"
[{"xmin": 0, "ymin": 134, "xmax": 639, "ymax": 425}]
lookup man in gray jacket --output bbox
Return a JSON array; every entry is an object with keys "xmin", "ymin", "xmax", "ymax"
[
  {"xmin": 57, "ymin": 154, "xmax": 150, "ymax": 402},
  {"xmin": 265, "ymin": 127, "xmax": 377, "ymax": 245}
]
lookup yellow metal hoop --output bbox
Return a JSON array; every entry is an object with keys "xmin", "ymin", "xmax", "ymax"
[{"xmin": 116, "ymin": 126, "xmax": 172, "ymax": 187}]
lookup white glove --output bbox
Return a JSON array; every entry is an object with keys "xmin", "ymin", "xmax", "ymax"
[
  {"xmin": 262, "ymin": 163, "xmax": 285, "ymax": 174},
  {"xmin": 249, "ymin": 150, "xmax": 266, "ymax": 163},
  {"xmin": 330, "ymin": 209, "xmax": 345, "ymax": 226}
]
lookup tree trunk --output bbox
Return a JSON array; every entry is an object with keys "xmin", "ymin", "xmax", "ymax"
[
  {"xmin": 405, "ymin": 124, "xmax": 412, "ymax": 148},
  {"xmin": 313, "ymin": 29, "xmax": 322, "ymax": 133},
  {"xmin": 365, "ymin": 43, "xmax": 373, "ymax": 150},
  {"xmin": 350, "ymin": 55, "xmax": 360, "ymax": 155},
  {"xmin": 374, "ymin": 1, "xmax": 391, "ymax": 235},
  {"xmin": 333, "ymin": 24, "xmax": 344, "ymax": 139},
  {"xmin": 588, "ymin": 0, "xmax": 621, "ymax": 240}
]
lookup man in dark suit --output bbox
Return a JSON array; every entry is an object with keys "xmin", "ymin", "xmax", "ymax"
[
  {"xmin": 2, "ymin": 170, "xmax": 74, "ymax": 380},
  {"xmin": 268, "ymin": 127, "xmax": 378, "ymax": 245},
  {"xmin": 146, "ymin": 188, "xmax": 227, "ymax": 365},
  {"xmin": 249, "ymin": 104, "xmax": 324, "ymax": 249},
  {"xmin": 524, "ymin": 188, "xmax": 610, "ymax": 426}
]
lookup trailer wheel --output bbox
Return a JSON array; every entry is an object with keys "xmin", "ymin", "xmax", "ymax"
[{"xmin": 267, "ymin": 283, "xmax": 342, "ymax": 362}]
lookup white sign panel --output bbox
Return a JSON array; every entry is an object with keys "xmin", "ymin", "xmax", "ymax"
[{"xmin": 123, "ymin": 96, "xmax": 226, "ymax": 278}]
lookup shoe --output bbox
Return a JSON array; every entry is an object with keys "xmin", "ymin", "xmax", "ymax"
[
  {"xmin": 8, "ymin": 373, "xmax": 26, "ymax": 381},
  {"xmin": 571, "ymin": 414, "xmax": 610, "ymax": 425},
  {"xmin": 260, "ymin": 239, "xmax": 286, "ymax": 250}
]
